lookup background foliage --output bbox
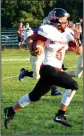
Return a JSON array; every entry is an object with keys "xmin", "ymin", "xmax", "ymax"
[{"xmin": 1, "ymin": 0, "xmax": 83, "ymax": 28}]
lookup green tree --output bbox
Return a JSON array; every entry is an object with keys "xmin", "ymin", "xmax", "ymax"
[{"xmin": 1, "ymin": 0, "xmax": 83, "ymax": 28}]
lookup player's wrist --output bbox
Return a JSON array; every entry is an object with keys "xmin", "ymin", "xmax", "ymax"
[{"xmin": 76, "ymin": 39, "xmax": 82, "ymax": 47}]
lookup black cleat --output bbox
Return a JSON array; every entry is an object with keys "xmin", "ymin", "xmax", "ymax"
[
  {"xmin": 19, "ymin": 68, "xmax": 26, "ymax": 81},
  {"xmin": 62, "ymin": 64, "xmax": 68, "ymax": 71},
  {"xmin": 4, "ymin": 107, "xmax": 15, "ymax": 129},
  {"xmin": 51, "ymin": 86, "xmax": 62, "ymax": 96},
  {"xmin": 62, "ymin": 67, "xmax": 68, "ymax": 71},
  {"xmin": 54, "ymin": 114, "xmax": 72, "ymax": 127},
  {"xmin": 51, "ymin": 90, "xmax": 62, "ymax": 96}
]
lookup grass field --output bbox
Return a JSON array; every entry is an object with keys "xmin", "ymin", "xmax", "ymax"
[{"xmin": 1, "ymin": 48, "xmax": 83, "ymax": 136}]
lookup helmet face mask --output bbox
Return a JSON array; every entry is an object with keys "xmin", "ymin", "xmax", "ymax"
[
  {"xmin": 48, "ymin": 8, "xmax": 70, "ymax": 32},
  {"xmin": 59, "ymin": 16, "xmax": 68, "ymax": 23}
]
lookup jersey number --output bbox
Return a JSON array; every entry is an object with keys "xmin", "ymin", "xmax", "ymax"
[{"xmin": 56, "ymin": 46, "xmax": 65, "ymax": 60}]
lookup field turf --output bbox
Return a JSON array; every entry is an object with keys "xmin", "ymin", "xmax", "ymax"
[{"xmin": 1, "ymin": 48, "xmax": 83, "ymax": 135}]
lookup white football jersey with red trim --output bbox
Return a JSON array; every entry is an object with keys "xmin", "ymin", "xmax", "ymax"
[
  {"xmin": 38, "ymin": 25, "xmax": 70, "ymax": 68},
  {"xmin": 65, "ymin": 27, "xmax": 74, "ymax": 41},
  {"xmin": 44, "ymin": 38, "xmax": 68, "ymax": 68}
]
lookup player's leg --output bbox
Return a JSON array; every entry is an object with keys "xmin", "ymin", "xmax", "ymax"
[
  {"xmin": 40, "ymin": 65, "xmax": 78, "ymax": 126},
  {"xmin": 66, "ymin": 54, "xmax": 83, "ymax": 78},
  {"xmin": 19, "ymin": 67, "xmax": 33, "ymax": 81},
  {"xmin": 30, "ymin": 55, "xmax": 44, "ymax": 79},
  {"xmin": 74, "ymin": 54, "xmax": 83, "ymax": 78},
  {"xmin": 19, "ymin": 54, "xmax": 43, "ymax": 81},
  {"xmin": 52, "ymin": 71, "xmax": 78, "ymax": 127},
  {"xmin": 4, "ymin": 76, "xmax": 52, "ymax": 129},
  {"xmin": 4, "ymin": 65, "xmax": 62, "ymax": 128},
  {"xmin": 19, "ymin": 55, "xmax": 40, "ymax": 81},
  {"xmin": 19, "ymin": 53, "xmax": 62, "ymax": 96},
  {"xmin": 51, "ymin": 63, "xmax": 68, "ymax": 96}
]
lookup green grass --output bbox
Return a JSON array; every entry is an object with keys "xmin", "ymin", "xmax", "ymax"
[{"xmin": 1, "ymin": 48, "xmax": 83, "ymax": 136}]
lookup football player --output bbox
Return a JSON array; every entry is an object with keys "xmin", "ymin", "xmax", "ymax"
[
  {"xmin": 4, "ymin": 8, "xmax": 82, "ymax": 129},
  {"xmin": 19, "ymin": 18, "xmax": 62, "ymax": 96}
]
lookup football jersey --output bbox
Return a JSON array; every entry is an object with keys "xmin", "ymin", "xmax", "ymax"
[
  {"xmin": 65, "ymin": 27, "xmax": 74, "ymax": 42},
  {"xmin": 65, "ymin": 27, "xmax": 74, "ymax": 35},
  {"xmin": 38, "ymin": 24, "xmax": 73, "ymax": 68}
]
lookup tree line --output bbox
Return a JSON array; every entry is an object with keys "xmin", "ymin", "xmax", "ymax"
[{"xmin": 1, "ymin": 0, "xmax": 83, "ymax": 28}]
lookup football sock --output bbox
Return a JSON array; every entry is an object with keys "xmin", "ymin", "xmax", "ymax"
[
  {"xmin": 61, "ymin": 89, "xmax": 76, "ymax": 106},
  {"xmin": 18, "ymin": 94, "xmax": 31, "ymax": 107},
  {"xmin": 57, "ymin": 110, "xmax": 65, "ymax": 116},
  {"xmin": 25, "ymin": 70, "xmax": 33, "ymax": 77}
]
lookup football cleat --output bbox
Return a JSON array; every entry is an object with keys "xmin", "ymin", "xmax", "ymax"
[
  {"xmin": 51, "ymin": 90, "xmax": 62, "ymax": 96},
  {"xmin": 62, "ymin": 64, "xmax": 68, "ymax": 71},
  {"xmin": 4, "ymin": 106, "xmax": 15, "ymax": 129},
  {"xmin": 51, "ymin": 86, "xmax": 62, "ymax": 96},
  {"xmin": 19, "ymin": 68, "xmax": 26, "ymax": 81},
  {"xmin": 62, "ymin": 67, "xmax": 68, "ymax": 71},
  {"xmin": 54, "ymin": 114, "xmax": 72, "ymax": 127}
]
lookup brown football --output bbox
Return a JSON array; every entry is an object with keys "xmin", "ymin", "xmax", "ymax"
[
  {"xmin": 32, "ymin": 40, "xmax": 45, "ymax": 51},
  {"xmin": 31, "ymin": 40, "xmax": 45, "ymax": 56}
]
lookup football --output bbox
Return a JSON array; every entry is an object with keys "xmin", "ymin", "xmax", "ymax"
[
  {"xmin": 32, "ymin": 40, "xmax": 45, "ymax": 50},
  {"xmin": 31, "ymin": 40, "xmax": 45, "ymax": 56}
]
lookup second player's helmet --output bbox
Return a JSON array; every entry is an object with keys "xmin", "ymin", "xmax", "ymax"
[{"xmin": 48, "ymin": 8, "xmax": 70, "ymax": 25}]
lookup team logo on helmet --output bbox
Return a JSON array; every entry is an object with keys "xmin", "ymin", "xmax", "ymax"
[{"xmin": 48, "ymin": 11, "xmax": 59, "ymax": 21}]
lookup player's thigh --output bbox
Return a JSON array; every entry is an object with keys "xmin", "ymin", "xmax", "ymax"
[
  {"xmin": 52, "ymin": 71, "xmax": 78, "ymax": 90},
  {"xmin": 29, "ymin": 77, "xmax": 52, "ymax": 101},
  {"xmin": 40, "ymin": 65, "xmax": 78, "ymax": 90}
]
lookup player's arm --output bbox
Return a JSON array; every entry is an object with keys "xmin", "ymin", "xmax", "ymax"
[
  {"xmin": 26, "ymin": 33, "xmax": 47, "ymax": 56},
  {"xmin": 68, "ymin": 31, "xmax": 83, "ymax": 55},
  {"xmin": 68, "ymin": 40, "xmax": 83, "ymax": 55},
  {"xmin": 73, "ymin": 29, "xmax": 83, "ymax": 55},
  {"xmin": 75, "ymin": 39, "xmax": 83, "ymax": 55}
]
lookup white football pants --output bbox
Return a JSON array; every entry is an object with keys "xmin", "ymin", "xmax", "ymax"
[{"xmin": 30, "ymin": 54, "xmax": 44, "ymax": 79}]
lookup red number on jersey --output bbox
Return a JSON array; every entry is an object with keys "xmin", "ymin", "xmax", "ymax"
[{"xmin": 56, "ymin": 46, "xmax": 65, "ymax": 60}]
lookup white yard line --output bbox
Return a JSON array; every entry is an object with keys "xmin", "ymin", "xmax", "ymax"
[
  {"xmin": 2, "ymin": 75, "xmax": 18, "ymax": 80},
  {"xmin": 68, "ymin": 66, "xmax": 76, "ymax": 68},
  {"xmin": 2, "ymin": 58, "xmax": 76, "ymax": 80},
  {"xmin": 2, "ymin": 58, "xmax": 30, "ymax": 62},
  {"xmin": 2, "ymin": 58, "xmax": 76, "ymax": 68}
]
